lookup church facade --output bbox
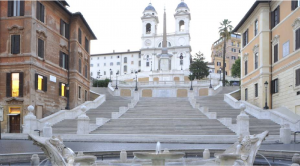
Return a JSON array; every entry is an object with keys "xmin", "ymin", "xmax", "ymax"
[{"xmin": 90, "ymin": 1, "xmax": 192, "ymax": 79}]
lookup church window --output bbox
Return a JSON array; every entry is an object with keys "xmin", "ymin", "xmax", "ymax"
[
  {"xmin": 146, "ymin": 62, "xmax": 150, "ymax": 67},
  {"xmin": 146, "ymin": 23, "xmax": 151, "ymax": 34},
  {"xmin": 124, "ymin": 57, "xmax": 127, "ymax": 63},
  {"xmin": 179, "ymin": 20, "xmax": 185, "ymax": 32}
]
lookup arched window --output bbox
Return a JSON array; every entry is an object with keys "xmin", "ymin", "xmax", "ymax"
[
  {"xmin": 179, "ymin": 20, "xmax": 185, "ymax": 32},
  {"xmin": 146, "ymin": 23, "xmax": 151, "ymax": 34},
  {"xmin": 124, "ymin": 57, "xmax": 127, "ymax": 63},
  {"xmin": 124, "ymin": 65, "xmax": 127, "ymax": 72}
]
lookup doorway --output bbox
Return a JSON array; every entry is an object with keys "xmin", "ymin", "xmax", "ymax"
[{"xmin": 8, "ymin": 107, "xmax": 21, "ymax": 133}]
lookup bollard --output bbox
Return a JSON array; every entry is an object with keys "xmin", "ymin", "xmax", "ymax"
[
  {"xmin": 120, "ymin": 150, "xmax": 127, "ymax": 162},
  {"xmin": 31, "ymin": 154, "xmax": 40, "ymax": 166},
  {"xmin": 280, "ymin": 124, "xmax": 291, "ymax": 144},
  {"xmin": 203, "ymin": 149, "xmax": 210, "ymax": 159}
]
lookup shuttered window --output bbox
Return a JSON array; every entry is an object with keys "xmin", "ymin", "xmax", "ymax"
[
  {"xmin": 255, "ymin": 83, "xmax": 258, "ymax": 97},
  {"xmin": 36, "ymin": 1, "xmax": 45, "ymax": 23},
  {"xmin": 59, "ymin": 51, "xmax": 69, "ymax": 70},
  {"xmin": 78, "ymin": 29, "xmax": 82, "ymax": 44},
  {"xmin": 296, "ymin": 28, "xmax": 300, "ymax": 50},
  {"xmin": 245, "ymin": 88, "xmax": 248, "ymax": 101},
  {"xmin": 6, "ymin": 72, "xmax": 23, "ymax": 97},
  {"xmin": 60, "ymin": 19, "xmax": 69, "ymax": 39},
  {"xmin": 38, "ymin": 39, "xmax": 44, "ymax": 58},
  {"xmin": 35, "ymin": 74, "xmax": 47, "ymax": 91},
  {"xmin": 78, "ymin": 86, "xmax": 81, "ymax": 99},
  {"xmin": 291, "ymin": 0, "xmax": 298, "ymax": 10},
  {"xmin": 254, "ymin": 20, "xmax": 258, "ymax": 36},
  {"xmin": 11, "ymin": 35, "xmax": 20, "ymax": 54},
  {"xmin": 85, "ymin": 90, "xmax": 87, "ymax": 101},
  {"xmin": 271, "ymin": 6, "xmax": 280, "ymax": 29},
  {"xmin": 85, "ymin": 65, "xmax": 87, "ymax": 78},
  {"xmin": 8, "ymin": 0, "xmax": 24, "ymax": 17},
  {"xmin": 78, "ymin": 59, "xmax": 82, "ymax": 73},
  {"xmin": 245, "ymin": 60, "xmax": 248, "ymax": 75},
  {"xmin": 271, "ymin": 79, "xmax": 279, "ymax": 94},
  {"xmin": 274, "ymin": 44, "xmax": 278, "ymax": 63},
  {"xmin": 255, "ymin": 53, "xmax": 258, "ymax": 69},
  {"xmin": 243, "ymin": 29, "xmax": 248, "ymax": 47},
  {"xmin": 85, "ymin": 37, "xmax": 89, "ymax": 52},
  {"xmin": 296, "ymin": 68, "xmax": 300, "ymax": 86}
]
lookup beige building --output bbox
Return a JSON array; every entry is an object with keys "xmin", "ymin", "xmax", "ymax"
[
  {"xmin": 233, "ymin": 0, "xmax": 300, "ymax": 114},
  {"xmin": 211, "ymin": 34, "xmax": 241, "ymax": 76}
]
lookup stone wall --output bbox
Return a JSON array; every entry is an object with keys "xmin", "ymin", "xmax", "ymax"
[{"xmin": 142, "ymin": 89, "xmax": 152, "ymax": 97}]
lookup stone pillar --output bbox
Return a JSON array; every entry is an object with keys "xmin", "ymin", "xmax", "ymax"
[
  {"xmin": 203, "ymin": 149, "xmax": 210, "ymax": 159},
  {"xmin": 120, "ymin": 150, "xmax": 127, "ymax": 162},
  {"xmin": 77, "ymin": 106, "xmax": 90, "ymax": 134},
  {"xmin": 280, "ymin": 124, "xmax": 291, "ymax": 144},
  {"xmin": 208, "ymin": 88, "xmax": 214, "ymax": 96},
  {"xmin": 134, "ymin": 91, "xmax": 140, "ymax": 101},
  {"xmin": 236, "ymin": 104, "xmax": 250, "ymax": 136},
  {"xmin": 188, "ymin": 91, "xmax": 194, "ymax": 99},
  {"xmin": 43, "ymin": 122, "xmax": 52, "ymax": 137},
  {"xmin": 31, "ymin": 154, "xmax": 40, "ymax": 166},
  {"xmin": 23, "ymin": 105, "xmax": 38, "ymax": 134}
]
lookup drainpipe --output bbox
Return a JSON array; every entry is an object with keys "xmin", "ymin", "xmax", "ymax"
[
  {"xmin": 65, "ymin": 15, "xmax": 72, "ymax": 110},
  {"xmin": 269, "ymin": 1, "xmax": 273, "ymax": 109}
]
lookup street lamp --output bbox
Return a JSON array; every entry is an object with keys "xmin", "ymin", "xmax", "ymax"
[
  {"xmin": 263, "ymin": 81, "xmax": 269, "ymax": 109},
  {"xmin": 109, "ymin": 69, "xmax": 112, "ymax": 82},
  {"xmin": 190, "ymin": 72, "xmax": 193, "ymax": 91},
  {"xmin": 135, "ymin": 71, "xmax": 138, "ymax": 91},
  {"xmin": 219, "ymin": 67, "xmax": 222, "ymax": 81},
  {"xmin": 209, "ymin": 71, "xmax": 212, "ymax": 88},
  {"xmin": 115, "ymin": 72, "xmax": 119, "ymax": 89},
  {"xmin": 65, "ymin": 84, "xmax": 70, "ymax": 110}
]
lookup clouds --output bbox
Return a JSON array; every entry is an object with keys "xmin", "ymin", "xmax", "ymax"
[{"xmin": 67, "ymin": 0, "xmax": 255, "ymax": 61}]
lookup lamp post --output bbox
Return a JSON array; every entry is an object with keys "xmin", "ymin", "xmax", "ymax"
[
  {"xmin": 219, "ymin": 67, "xmax": 222, "ymax": 81},
  {"xmin": 135, "ymin": 71, "xmax": 138, "ymax": 91},
  {"xmin": 109, "ymin": 69, "xmax": 112, "ymax": 82},
  {"xmin": 263, "ymin": 81, "xmax": 269, "ymax": 109},
  {"xmin": 115, "ymin": 72, "xmax": 119, "ymax": 89},
  {"xmin": 190, "ymin": 72, "xmax": 193, "ymax": 91},
  {"xmin": 209, "ymin": 71, "xmax": 212, "ymax": 88},
  {"xmin": 65, "ymin": 84, "xmax": 70, "ymax": 110}
]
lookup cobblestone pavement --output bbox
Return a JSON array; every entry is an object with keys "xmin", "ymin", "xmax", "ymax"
[{"xmin": 0, "ymin": 140, "xmax": 300, "ymax": 154}]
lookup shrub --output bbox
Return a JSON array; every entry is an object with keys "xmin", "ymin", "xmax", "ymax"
[{"xmin": 93, "ymin": 79, "xmax": 110, "ymax": 87}]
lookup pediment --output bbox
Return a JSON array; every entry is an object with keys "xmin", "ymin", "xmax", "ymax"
[
  {"xmin": 8, "ymin": 25, "xmax": 24, "ymax": 34},
  {"xmin": 5, "ymin": 97, "xmax": 24, "ymax": 105},
  {"xmin": 292, "ymin": 18, "xmax": 300, "ymax": 29},
  {"xmin": 37, "ymin": 30, "xmax": 47, "ymax": 39},
  {"xmin": 252, "ymin": 44, "xmax": 259, "ymax": 53},
  {"xmin": 60, "ymin": 45, "xmax": 68, "ymax": 54}
]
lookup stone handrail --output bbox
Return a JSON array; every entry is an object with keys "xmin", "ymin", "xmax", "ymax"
[
  {"xmin": 224, "ymin": 90, "xmax": 300, "ymax": 131},
  {"xmin": 37, "ymin": 91, "xmax": 105, "ymax": 130}
]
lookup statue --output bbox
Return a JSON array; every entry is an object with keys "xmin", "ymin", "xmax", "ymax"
[{"xmin": 29, "ymin": 135, "xmax": 97, "ymax": 166}]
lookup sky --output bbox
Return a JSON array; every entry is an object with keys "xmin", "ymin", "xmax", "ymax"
[{"xmin": 67, "ymin": 0, "xmax": 256, "ymax": 61}]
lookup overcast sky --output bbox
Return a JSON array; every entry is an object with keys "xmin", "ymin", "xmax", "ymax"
[{"xmin": 67, "ymin": 0, "xmax": 255, "ymax": 61}]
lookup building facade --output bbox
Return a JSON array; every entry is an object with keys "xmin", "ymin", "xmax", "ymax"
[
  {"xmin": 211, "ymin": 34, "xmax": 241, "ymax": 76},
  {"xmin": 0, "ymin": 0, "xmax": 96, "ymax": 133},
  {"xmin": 90, "ymin": 1, "xmax": 192, "ymax": 79},
  {"xmin": 233, "ymin": 0, "xmax": 300, "ymax": 114},
  {"xmin": 90, "ymin": 51, "xmax": 141, "ymax": 79}
]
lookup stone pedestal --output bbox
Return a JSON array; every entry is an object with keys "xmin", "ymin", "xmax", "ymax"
[
  {"xmin": 43, "ymin": 122, "xmax": 52, "ymax": 137},
  {"xmin": 208, "ymin": 88, "xmax": 214, "ymax": 96},
  {"xmin": 120, "ymin": 150, "xmax": 127, "ymax": 162},
  {"xmin": 236, "ymin": 104, "xmax": 250, "ymax": 136},
  {"xmin": 203, "ymin": 149, "xmax": 210, "ymax": 159},
  {"xmin": 134, "ymin": 91, "xmax": 140, "ymax": 101},
  {"xmin": 280, "ymin": 124, "xmax": 291, "ymax": 144},
  {"xmin": 77, "ymin": 113, "xmax": 90, "ymax": 134},
  {"xmin": 23, "ymin": 105, "xmax": 38, "ymax": 134},
  {"xmin": 31, "ymin": 154, "xmax": 40, "ymax": 166}
]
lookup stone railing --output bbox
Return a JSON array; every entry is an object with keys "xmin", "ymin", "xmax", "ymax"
[
  {"xmin": 224, "ymin": 90, "xmax": 300, "ymax": 131},
  {"xmin": 36, "ymin": 92, "xmax": 106, "ymax": 130}
]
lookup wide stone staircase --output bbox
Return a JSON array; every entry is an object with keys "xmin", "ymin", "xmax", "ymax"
[
  {"xmin": 52, "ymin": 88, "xmax": 131, "ymax": 134},
  {"xmin": 91, "ymin": 98, "xmax": 236, "ymax": 135},
  {"xmin": 196, "ymin": 87, "xmax": 281, "ymax": 135}
]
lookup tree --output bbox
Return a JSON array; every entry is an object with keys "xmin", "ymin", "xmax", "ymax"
[
  {"xmin": 231, "ymin": 57, "xmax": 241, "ymax": 78},
  {"xmin": 219, "ymin": 19, "xmax": 233, "ymax": 87},
  {"xmin": 189, "ymin": 60, "xmax": 209, "ymax": 80},
  {"xmin": 193, "ymin": 51, "xmax": 205, "ymax": 62}
]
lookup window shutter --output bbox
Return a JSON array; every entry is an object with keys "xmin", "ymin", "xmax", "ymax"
[
  {"xmin": 298, "ymin": 29, "xmax": 300, "ymax": 50},
  {"xmin": 79, "ymin": 59, "xmax": 81, "ymax": 73},
  {"xmin": 65, "ymin": 54, "xmax": 69, "ymax": 70},
  {"xmin": 85, "ymin": 65, "xmax": 87, "ymax": 78},
  {"xmin": 20, "ymin": 1, "xmax": 25, "ymax": 16},
  {"xmin": 41, "ymin": 4, "xmax": 45, "ymax": 22},
  {"xmin": 15, "ymin": 35, "xmax": 20, "ymax": 54},
  {"xmin": 271, "ymin": 10, "xmax": 274, "ymax": 28},
  {"xmin": 8, "ymin": 1, "xmax": 13, "ymax": 17},
  {"xmin": 11, "ymin": 35, "xmax": 15, "ymax": 54},
  {"xmin": 6, "ymin": 73, "xmax": 12, "ymax": 97},
  {"xmin": 59, "ymin": 82, "xmax": 62, "ymax": 96},
  {"xmin": 35, "ymin": 73, "xmax": 38, "ymax": 90},
  {"xmin": 60, "ymin": 20, "xmax": 63, "ymax": 35},
  {"xmin": 271, "ymin": 80, "xmax": 274, "ymax": 94},
  {"xmin": 43, "ymin": 76, "xmax": 47, "ymax": 92},
  {"xmin": 274, "ymin": 44, "xmax": 278, "ymax": 62},
  {"xmin": 277, "ymin": 6, "xmax": 280, "ymax": 24},
  {"xmin": 59, "ymin": 51, "xmax": 63, "ymax": 67},
  {"xmin": 78, "ymin": 29, "xmax": 81, "ymax": 44},
  {"xmin": 19, "ymin": 72, "xmax": 24, "ymax": 97},
  {"xmin": 65, "ymin": 23, "xmax": 69, "ymax": 39},
  {"xmin": 36, "ymin": 1, "xmax": 40, "ymax": 20},
  {"xmin": 38, "ymin": 39, "xmax": 44, "ymax": 58}
]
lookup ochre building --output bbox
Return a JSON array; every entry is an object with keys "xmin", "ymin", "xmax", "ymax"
[
  {"xmin": 233, "ymin": 0, "xmax": 300, "ymax": 114},
  {"xmin": 0, "ymin": 0, "xmax": 96, "ymax": 133}
]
